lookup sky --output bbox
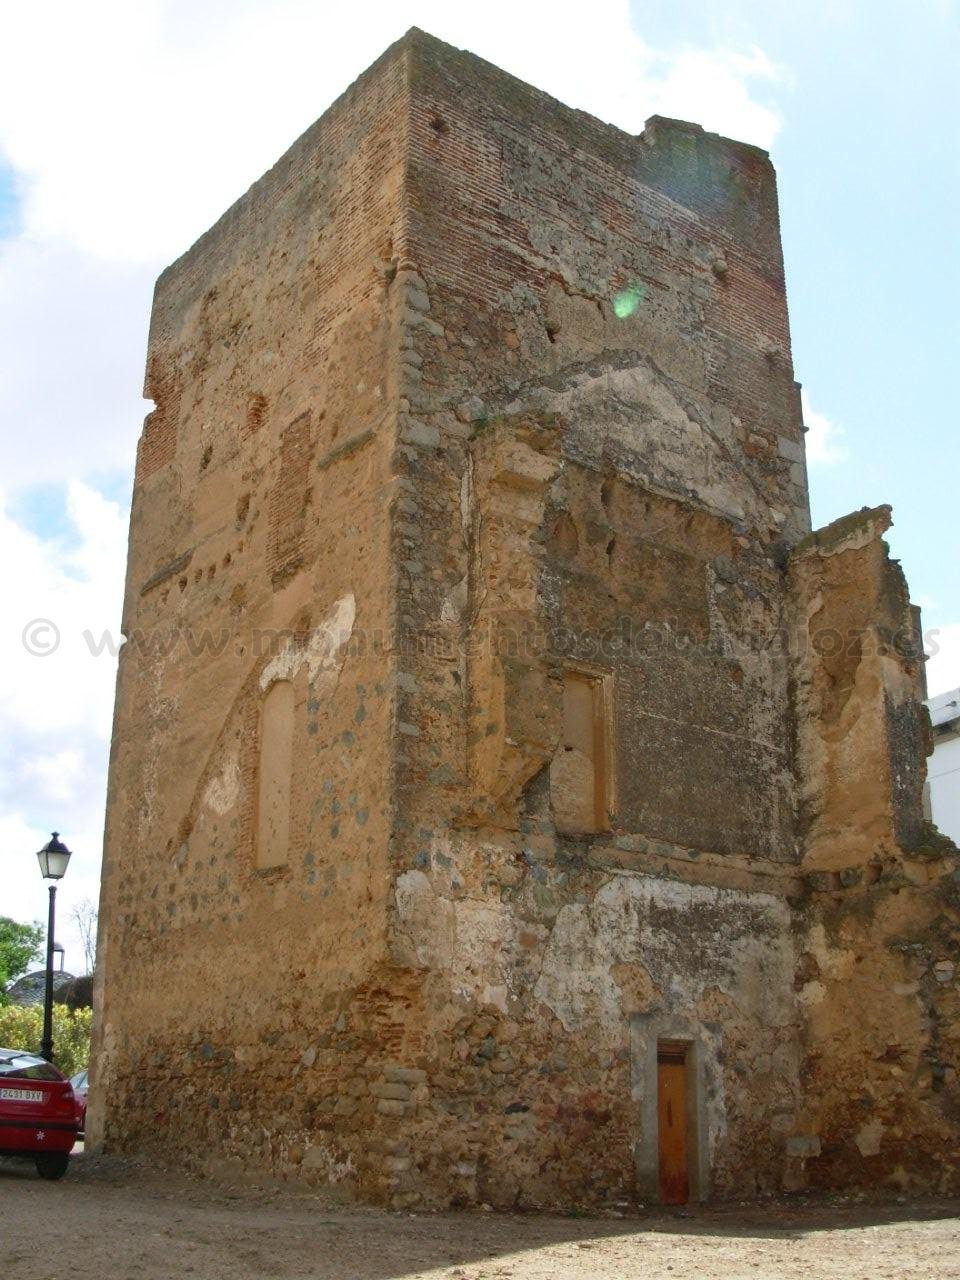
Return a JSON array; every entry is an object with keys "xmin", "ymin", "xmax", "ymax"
[{"xmin": 0, "ymin": 0, "xmax": 957, "ymax": 970}]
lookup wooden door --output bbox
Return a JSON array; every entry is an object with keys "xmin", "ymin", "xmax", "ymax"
[{"xmin": 657, "ymin": 1045, "xmax": 689, "ymax": 1204}]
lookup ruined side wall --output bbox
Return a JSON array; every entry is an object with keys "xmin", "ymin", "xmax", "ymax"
[
  {"xmin": 789, "ymin": 509, "xmax": 960, "ymax": 1192},
  {"xmin": 345, "ymin": 32, "xmax": 809, "ymax": 1208},
  {"xmin": 89, "ymin": 42, "xmax": 412, "ymax": 1179}
]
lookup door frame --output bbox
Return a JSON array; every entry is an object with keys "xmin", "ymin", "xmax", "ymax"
[
  {"xmin": 630, "ymin": 1014, "xmax": 720, "ymax": 1203},
  {"xmin": 657, "ymin": 1040, "xmax": 691, "ymax": 1204}
]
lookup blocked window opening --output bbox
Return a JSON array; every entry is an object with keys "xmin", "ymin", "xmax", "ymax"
[
  {"xmin": 256, "ymin": 680, "xmax": 294, "ymax": 870},
  {"xmin": 550, "ymin": 670, "xmax": 609, "ymax": 833}
]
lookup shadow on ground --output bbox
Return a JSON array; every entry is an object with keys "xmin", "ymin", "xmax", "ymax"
[{"xmin": 2, "ymin": 1152, "xmax": 959, "ymax": 1280}]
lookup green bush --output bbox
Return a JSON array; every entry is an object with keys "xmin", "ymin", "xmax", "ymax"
[{"xmin": 0, "ymin": 1004, "xmax": 92, "ymax": 1077}]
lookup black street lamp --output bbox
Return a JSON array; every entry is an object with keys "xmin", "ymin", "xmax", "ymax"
[{"xmin": 35, "ymin": 833, "xmax": 72, "ymax": 1062}]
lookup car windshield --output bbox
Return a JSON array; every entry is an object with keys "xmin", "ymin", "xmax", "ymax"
[{"xmin": 0, "ymin": 1051, "xmax": 63, "ymax": 1081}]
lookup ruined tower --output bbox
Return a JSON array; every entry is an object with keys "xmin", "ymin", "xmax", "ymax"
[{"xmin": 89, "ymin": 30, "xmax": 960, "ymax": 1206}]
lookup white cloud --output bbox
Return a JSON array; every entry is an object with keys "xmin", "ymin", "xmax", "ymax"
[
  {"xmin": 0, "ymin": 237, "xmax": 153, "ymax": 489},
  {"xmin": 0, "ymin": 809, "xmax": 106, "ymax": 979},
  {"xmin": 926, "ymin": 623, "xmax": 960, "ymax": 699},
  {"xmin": 0, "ymin": 480, "xmax": 127, "ymax": 737},
  {"xmin": 0, "ymin": 481, "xmax": 125, "ymax": 974},
  {"xmin": 0, "ymin": 4, "xmax": 787, "ymax": 492},
  {"xmin": 0, "ymin": 811, "xmax": 54, "ymax": 932},
  {"xmin": 0, "ymin": 2, "xmax": 789, "ymax": 959},
  {"xmin": 914, "ymin": 592, "xmax": 941, "ymax": 612},
  {"xmin": 802, "ymin": 391, "xmax": 849, "ymax": 467},
  {"xmin": 641, "ymin": 46, "xmax": 783, "ymax": 148},
  {"xmin": 0, "ymin": 1, "xmax": 785, "ymax": 265},
  {"xmin": 20, "ymin": 750, "xmax": 86, "ymax": 806}
]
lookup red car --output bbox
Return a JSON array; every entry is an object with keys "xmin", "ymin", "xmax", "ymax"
[
  {"xmin": 70, "ymin": 1068, "xmax": 89, "ymax": 1132},
  {"xmin": 0, "ymin": 1046, "xmax": 78, "ymax": 1179}
]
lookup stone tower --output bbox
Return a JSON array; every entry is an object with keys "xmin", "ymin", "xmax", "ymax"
[{"xmin": 89, "ymin": 30, "xmax": 960, "ymax": 1207}]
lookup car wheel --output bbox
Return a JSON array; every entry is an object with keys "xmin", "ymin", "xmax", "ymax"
[{"xmin": 35, "ymin": 1152, "xmax": 70, "ymax": 1180}]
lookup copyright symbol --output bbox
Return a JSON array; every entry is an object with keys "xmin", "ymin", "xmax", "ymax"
[{"xmin": 22, "ymin": 618, "xmax": 60, "ymax": 657}]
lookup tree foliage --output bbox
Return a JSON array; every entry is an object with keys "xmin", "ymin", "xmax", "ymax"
[
  {"xmin": 61, "ymin": 973, "xmax": 94, "ymax": 1010},
  {"xmin": 0, "ymin": 1003, "xmax": 92, "ymax": 1077},
  {"xmin": 0, "ymin": 917, "xmax": 43, "ymax": 1003}
]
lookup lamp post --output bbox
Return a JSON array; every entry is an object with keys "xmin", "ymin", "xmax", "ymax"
[{"xmin": 36, "ymin": 833, "xmax": 72, "ymax": 1062}]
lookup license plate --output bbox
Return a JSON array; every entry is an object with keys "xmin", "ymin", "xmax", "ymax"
[{"xmin": 0, "ymin": 1087, "xmax": 39, "ymax": 1102}]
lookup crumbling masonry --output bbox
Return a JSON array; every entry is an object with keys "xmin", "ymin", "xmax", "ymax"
[{"xmin": 89, "ymin": 30, "xmax": 960, "ymax": 1206}]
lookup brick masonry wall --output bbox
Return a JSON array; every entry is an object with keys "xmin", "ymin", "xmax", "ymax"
[
  {"xmin": 373, "ymin": 32, "xmax": 810, "ymax": 1206},
  {"xmin": 91, "ymin": 29, "xmax": 960, "ymax": 1207},
  {"xmin": 373, "ymin": 33, "xmax": 956, "ymax": 1207},
  {"xmin": 89, "ymin": 39, "xmax": 413, "ymax": 1176}
]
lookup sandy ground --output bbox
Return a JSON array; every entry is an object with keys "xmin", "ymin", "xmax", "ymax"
[{"xmin": 2, "ymin": 1151, "xmax": 960, "ymax": 1280}]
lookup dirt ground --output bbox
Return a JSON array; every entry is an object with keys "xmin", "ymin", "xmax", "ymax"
[{"xmin": 2, "ymin": 1152, "xmax": 960, "ymax": 1280}]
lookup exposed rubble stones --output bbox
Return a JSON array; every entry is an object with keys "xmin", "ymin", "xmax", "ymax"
[{"xmin": 90, "ymin": 29, "xmax": 960, "ymax": 1210}]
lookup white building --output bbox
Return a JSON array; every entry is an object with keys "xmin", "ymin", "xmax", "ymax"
[{"xmin": 927, "ymin": 687, "xmax": 960, "ymax": 844}]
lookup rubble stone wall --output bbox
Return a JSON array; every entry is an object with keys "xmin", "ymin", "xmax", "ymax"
[
  {"xmin": 90, "ymin": 29, "xmax": 959, "ymax": 1207},
  {"xmin": 87, "ymin": 39, "xmax": 412, "ymax": 1174},
  {"xmin": 789, "ymin": 509, "xmax": 960, "ymax": 1193}
]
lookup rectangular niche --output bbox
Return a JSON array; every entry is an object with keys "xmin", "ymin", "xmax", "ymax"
[
  {"xmin": 256, "ymin": 679, "xmax": 295, "ymax": 869},
  {"xmin": 551, "ymin": 668, "xmax": 611, "ymax": 834}
]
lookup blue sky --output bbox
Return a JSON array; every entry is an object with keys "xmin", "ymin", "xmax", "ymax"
[
  {"xmin": 0, "ymin": 165, "xmax": 18, "ymax": 238},
  {"xmin": 0, "ymin": 0, "xmax": 957, "ymax": 962},
  {"xmin": 631, "ymin": 0, "xmax": 960, "ymax": 633},
  {"xmin": 711, "ymin": 0, "xmax": 959, "ymax": 629}
]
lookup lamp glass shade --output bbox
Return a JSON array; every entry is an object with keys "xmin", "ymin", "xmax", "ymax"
[{"xmin": 36, "ymin": 833, "xmax": 72, "ymax": 880}]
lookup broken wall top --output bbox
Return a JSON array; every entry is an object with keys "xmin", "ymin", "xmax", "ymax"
[{"xmin": 149, "ymin": 26, "xmax": 789, "ymax": 353}]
